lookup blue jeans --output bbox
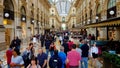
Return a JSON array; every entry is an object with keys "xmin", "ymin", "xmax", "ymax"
[
  {"xmin": 81, "ymin": 57, "xmax": 88, "ymax": 68},
  {"xmin": 50, "ymin": 51, "xmax": 54, "ymax": 57},
  {"xmin": 46, "ymin": 49, "xmax": 49, "ymax": 56},
  {"xmin": 7, "ymin": 64, "xmax": 10, "ymax": 68},
  {"xmin": 17, "ymin": 45, "xmax": 20, "ymax": 51}
]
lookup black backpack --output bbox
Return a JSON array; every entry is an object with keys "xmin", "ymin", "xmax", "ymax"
[{"xmin": 49, "ymin": 56, "xmax": 62, "ymax": 68}]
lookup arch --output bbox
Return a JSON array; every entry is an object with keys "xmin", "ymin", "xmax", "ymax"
[
  {"xmin": 21, "ymin": 6, "xmax": 26, "ymax": 15},
  {"xmin": 96, "ymin": 4, "xmax": 101, "ymax": 14},
  {"xmin": 107, "ymin": 0, "xmax": 116, "ymax": 9},
  {"xmin": 4, "ymin": 0, "xmax": 14, "ymax": 11}
]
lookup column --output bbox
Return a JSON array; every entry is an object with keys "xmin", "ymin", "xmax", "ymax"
[
  {"xmin": 117, "ymin": 0, "xmax": 120, "ymax": 17},
  {"xmin": 0, "ymin": 3, "xmax": 6, "ymax": 50}
]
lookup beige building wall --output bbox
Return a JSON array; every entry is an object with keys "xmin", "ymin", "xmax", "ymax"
[
  {"xmin": 0, "ymin": 0, "xmax": 50, "ymax": 50},
  {"xmin": 75, "ymin": 0, "xmax": 120, "ymax": 40},
  {"xmin": 49, "ymin": 5, "xmax": 61, "ymax": 31},
  {"xmin": 67, "ymin": 6, "xmax": 76, "ymax": 29}
]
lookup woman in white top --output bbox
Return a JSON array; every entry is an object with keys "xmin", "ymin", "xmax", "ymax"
[
  {"xmin": 59, "ymin": 35, "xmax": 63, "ymax": 45},
  {"xmin": 90, "ymin": 43, "xmax": 98, "ymax": 67},
  {"xmin": 33, "ymin": 36, "xmax": 37, "ymax": 45}
]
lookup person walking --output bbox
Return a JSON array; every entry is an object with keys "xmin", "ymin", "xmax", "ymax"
[
  {"xmin": 80, "ymin": 40, "xmax": 89, "ymax": 68},
  {"xmin": 49, "ymin": 50, "xmax": 62, "ymax": 68},
  {"xmin": 58, "ymin": 46, "xmax": 67, "ymax": 68},
  {"xmin": 22, "ymin": 43, "xmax": 35, "ymax": 68},
  {"xmin": 33, "ymin": 36, "xmax": 37, "ymax": 45},
  {"xmin": 68, "ymin": 40, "xmax": 74, "ymax": 51},
  {"xmin": 90, "ymin": 43, "xmax": 98, "ymax": 67},
  {"xmin": 45, "ymin": 39, "xmax": 51, "ymax": 56},
  {"xmin": 49, "ymin": 42, "xmax": 56, "ymax": 57},
  {"xmin": 59, "ymin": 35, "xmax": 63, "ymax": 45},
  {"xmin": 40, "ymin": 34, "xmax": 45, "ymax": 47},
  {"xmin": 62, "ymin": 40, "xmax": 69, "ymax": 55},
  {"xmin": 16, "ymin": 36, "xmax": 21, "ymax": 51},
  {"xmin": 10, "ymin": 48, "xmax": 24, "ymax": 68},
  {"xmin": 37, "ymin": 48, "xmax": 48, "ymax": 68},
  {"xmin": 6, "ymin": 45, "xmax": 14, "ymax": 68},
  {"xmin": 66, "ymin": 44, "xmax": 81, "ymax": 68}
]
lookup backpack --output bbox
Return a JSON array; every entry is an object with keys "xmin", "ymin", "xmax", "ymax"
[
  {"xmin": 22, "ymin": 52, "xmax": 31, "ymax": 67},
  {"xmin": 49, "ymin": 56, "xmax": 62, "ymax": 68}
]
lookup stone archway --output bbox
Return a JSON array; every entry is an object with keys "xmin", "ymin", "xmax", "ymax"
[
  {"xmin": 21, "ymin": 6, "xmax": 27, "ymax": 39},
  {"xmin": 3, "ymin": 0, "xmax": 15, "ymax": 46}
]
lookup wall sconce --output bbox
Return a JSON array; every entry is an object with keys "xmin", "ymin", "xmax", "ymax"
[
  {"xmin": 5, "ymin": 13, "xmax": 9, "ymax": 17},
  {"xmin": 109, "ymin": 10, "xmax": 114, "ymax": 15},
  {"xmin": 96, "ymin": 16, "xmax": 99, "ymax": 20},
  {"xmin": 22, "ymin": 17, "xmax": 26, "ymax": 21},
  {"xmin": 32, "ymin": 20, "xmax": 34, "ymax": 23}
]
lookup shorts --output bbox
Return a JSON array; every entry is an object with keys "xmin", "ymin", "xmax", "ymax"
[{"xmin": 92, "ymin": 53, "xmax": 98, "ymax": 58}]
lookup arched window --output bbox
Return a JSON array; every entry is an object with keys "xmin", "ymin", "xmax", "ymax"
[
  {"xmin": 108, "ymin": 0, "xmax": 116, "ymax": 9},
  {"xmin": 21, "ymin": 6, "xmax": 26, "ymax": 15},
  {"xmin": 4, "ymin": 0, "xmax": 14, "ymax": 11},
  {"xmin": 107, "ymin": 0, "xmax": 116, "ymax": 19},
  {"xmin": 96, "ymin": 4, "xmax": 101, "ymax": 22},
  {"xmin": 4, "ymin": 0, "xmax": 14, "ymax": 20},
  {"xmin": 21, "ymin": 6, "xmax": 26, "ymax": 22},
  {"xmin": 31, "ymin": 11, "xmax": 34, "ymax": 24},
  {"xmin": 97, "ymin": 5, "xmax": 101, "ymax": 14}
]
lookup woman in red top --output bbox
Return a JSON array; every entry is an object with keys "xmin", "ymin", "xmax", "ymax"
[
  {"xmin": 49, "ymin": 42, "xmax": 56, "ymax": 57},
  {"xmin": 6, "ymin": 45, "xmax": 14, "ymax": 68},
  {"xmin": 68, "ymin": 40, "xmax": 74, "ymax": 51}
]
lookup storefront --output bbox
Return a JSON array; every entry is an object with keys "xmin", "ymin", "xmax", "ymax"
[{"xmin": 85, "ymin": 18, "xmax": 120, "ymax": 41}]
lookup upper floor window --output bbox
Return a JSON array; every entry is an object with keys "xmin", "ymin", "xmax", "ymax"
[
  {"xmin": 108, "ymin": 0, "xmax": 116, "ymax": 9},
  {"xmin": 52, "ymin": 19, "xmax": 54, "ymax": 24},
  {"xmin": 107, "ymin": 0, "xmax": 116, "ymax": 19},
  {"xmin": 62, "ymin": 17, "xmax": 65, "ymax": 22},
  {"xmin": 96, "ymin": 4, "xmax": 101, "ymax": 22}
]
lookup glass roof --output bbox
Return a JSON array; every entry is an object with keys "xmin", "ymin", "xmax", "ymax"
[{"xmin": 48, "ymin": 0, "xmax": 74, "ymax": 16}]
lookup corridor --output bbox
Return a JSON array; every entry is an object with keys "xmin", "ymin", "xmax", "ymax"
[{"xmin": 0, "ymin": 0, "xmax": 120, "ymax": 68}]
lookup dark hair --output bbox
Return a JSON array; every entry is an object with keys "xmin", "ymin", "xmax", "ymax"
[
  {"xmin": 54, "ymin": 50, "xmax": 58, "ymax": 55},
  {"xmin": 29, "ymin": 43, "xmax": 33, "ymax": 46},
  {"xmin": 13, "ymin": 48, "xmax": 20, "ymax": 55},
  {"xmin": 79, "ymin": 39, "xmax": 83, "ymax": 42},
  {"xmin": 72, "ymin": 44, "xmax": 76, "ymax": 49},
  {"xmin": 9, "ymin": 45, "xmax": 13, "ymax": 49},
  {"xmin": 31, "ymin": 57, "xmax": 37, "ymax": 65}
]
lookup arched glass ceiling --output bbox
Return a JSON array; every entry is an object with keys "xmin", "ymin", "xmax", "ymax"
[{"xmin": 48, "ymin": 0, "xmax": 75, "ymax": 16}]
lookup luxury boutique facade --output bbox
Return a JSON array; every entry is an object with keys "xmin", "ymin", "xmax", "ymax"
[
  {"xmin": 0, "ymin": 0, "xmax": 50, "ymax": 50},
  {"xmin": 74, "ymin": 0, "xmax": 120, "ymax": 41},
  {"xmin": 0, "ymin": 0, "xmax": 120, "ymax": 50}
]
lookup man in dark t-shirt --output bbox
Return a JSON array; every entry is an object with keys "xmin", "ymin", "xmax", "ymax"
[
  {"xmin": 80, "ymin": 40, "xmax": 89, "ymax": 68},
  {"xmin": 37, "ymin": 48, "xmax": 48, "ymax": 68}
]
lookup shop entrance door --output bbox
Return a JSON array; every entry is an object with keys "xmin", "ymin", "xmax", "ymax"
[{"xmin": 5, "ymin": 28, "xmax": 11, "ymax": 46}]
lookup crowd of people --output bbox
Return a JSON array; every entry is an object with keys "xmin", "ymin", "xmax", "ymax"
[{"xmin": 0, "ymin": 32, "xmax": 103, "ymax": 68}]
